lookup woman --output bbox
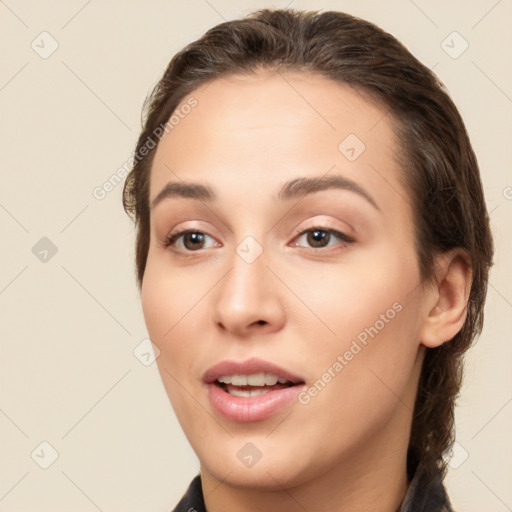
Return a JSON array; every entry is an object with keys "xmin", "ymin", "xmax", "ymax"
[{"xmin": 122, "ymin": 8, "xmax": 493, "ymax": 511}]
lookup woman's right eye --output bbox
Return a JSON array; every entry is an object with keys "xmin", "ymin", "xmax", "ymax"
[{"xmin": 164, "ymin": 230, "xmax": 219, "ymax": 252}]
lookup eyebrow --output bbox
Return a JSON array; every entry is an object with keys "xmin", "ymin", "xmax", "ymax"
[{"xmin": 150, "ymin": 175, "xmax": 380, "ymax": 211}]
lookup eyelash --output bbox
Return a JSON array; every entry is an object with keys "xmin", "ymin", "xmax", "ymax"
[{"xmin": 163, "ymin": 226, "xmax": 355, "ymax": 253}]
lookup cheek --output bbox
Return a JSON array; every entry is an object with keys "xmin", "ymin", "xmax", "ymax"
[
  {"xmin": 295, "ymin": 246, "xmax": 422, "ymax": 403},
  {"xmin": 292, "ymin": 249, "xmax": 417, "ymax": 346},
  {"xmin": 141, "ymin": 253, "xmax": 222, "ymax": 397},
  {"xmin": 141, "ymin": 254, "xmax": 206, "ymax": 342},
  {"xmin": 141, "ymin": 265, "xmax": 174, "ymax": 342},
  {"xmin": 308, "ymin": 279, "xmax": 422, "ymax": 408},
  {"xmin": 295, "ymin": 299, "xmax": 421, "ymax": 466},
  {"xmin": 141, "ymin": 260, "xmax": 203, "ymax": 417}
]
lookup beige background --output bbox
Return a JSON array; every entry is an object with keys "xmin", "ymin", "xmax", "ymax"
[{"xmin": 1, "ymin": 0, "xmax": 511, "ymax": 510}]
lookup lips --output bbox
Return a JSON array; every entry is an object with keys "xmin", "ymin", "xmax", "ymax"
[{"xmin": 203, "ymin": 357, "xmax": 306, "ymax": 422}]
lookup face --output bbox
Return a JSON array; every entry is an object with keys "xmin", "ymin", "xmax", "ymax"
[{"xmin": 141, "ymin": 70, "xmax": 429, "ymax": 490}]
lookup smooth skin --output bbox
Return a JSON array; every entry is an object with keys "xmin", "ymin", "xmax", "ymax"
[{"xmin": 141, "ymin": 70, "xmax": 471, "ymax": 512}]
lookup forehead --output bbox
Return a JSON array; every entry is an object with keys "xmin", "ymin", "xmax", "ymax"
[{"xmin": 149, "ymin": 70, "xmax": 404, "ymax": 210}]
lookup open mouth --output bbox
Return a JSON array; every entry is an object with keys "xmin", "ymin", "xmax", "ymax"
[
  {"xmin": 215, "ymin": 372, "xmax": 298, "ymax": 397},
  {"xmin": 203, "ymin": 358, "xmax": 306, "ymax": 421}
]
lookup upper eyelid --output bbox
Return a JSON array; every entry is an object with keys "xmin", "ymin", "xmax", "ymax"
[
  {"xmin": 293, "ymin": 227, "xmax": 355, "ymax": 246},
  {"xmin": 166, "ymin": 224, "xmax": 347, "ymax": 240},
  {"xmin": 166, "ymin": 216, "xmax": 352, "ymax": 238},
  {"xmin": 166, "ymin": 229, "xmax": 218, "ymax": 246}
]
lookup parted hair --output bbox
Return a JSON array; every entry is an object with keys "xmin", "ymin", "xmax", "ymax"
[{"xmin": 123, "ymin": 8, "xmax": 494, "ymax": 481}]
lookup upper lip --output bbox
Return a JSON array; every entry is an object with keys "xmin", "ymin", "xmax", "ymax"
[{"xmin": 202, "ymin": 357, "xmax": 305, "ymax": 385}]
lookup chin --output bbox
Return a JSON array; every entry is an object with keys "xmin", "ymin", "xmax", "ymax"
[
  {"xmin": 203, "ymin": 459, "xmax": 309, "ymax": 491},
  {"xmin": 194, "ymin": 434, "xmax": 320, "ymax": 491}
]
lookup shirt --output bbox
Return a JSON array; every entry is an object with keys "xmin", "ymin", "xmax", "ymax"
[{"xmin": 171, "ymin": 460, "xmax": 454, "ymax": 512}]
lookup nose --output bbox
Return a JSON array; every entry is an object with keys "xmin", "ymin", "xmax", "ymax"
[{"xmin": 211, "ymin": 241, "xmax": 286, "ymax": 338}]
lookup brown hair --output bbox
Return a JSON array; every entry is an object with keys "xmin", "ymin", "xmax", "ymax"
[{"xmin": 123, "ymin": 8, "xmax": 494, "ymax": 480}]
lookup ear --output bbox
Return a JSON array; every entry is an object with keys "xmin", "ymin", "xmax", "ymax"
[{"xmin": 420, "ymin": 249, "xmax": 472, "ymax": 348}]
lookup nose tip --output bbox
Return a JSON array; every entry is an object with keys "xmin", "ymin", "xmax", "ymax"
[{"xmin": 211, "ymin": 251, "xmax": 285, "ymax": 338}]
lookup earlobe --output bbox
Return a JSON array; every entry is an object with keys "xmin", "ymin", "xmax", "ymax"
[{"xmin": 420, "ymin": 249, "xmax": 472, "ymax": 349}]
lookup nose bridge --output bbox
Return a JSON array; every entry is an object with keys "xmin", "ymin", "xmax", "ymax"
[
  {"xmin": 212, "ymin": 233, "xmax": 284, "ymax": 334},
  {"xmin": 219, "ymin": 234, "xmax": 268, "ymax": 307}
]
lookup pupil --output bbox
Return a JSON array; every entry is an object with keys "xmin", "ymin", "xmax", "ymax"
[
  {"xmin": 309, "ymin": 230, "xmax": 328, "ymax": 247},
  {"xmin": 185, "ymin": 232, "xmax": 204, "ymax": 249}
]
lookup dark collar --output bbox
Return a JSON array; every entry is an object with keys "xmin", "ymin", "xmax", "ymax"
[
  {"xmin": 398, "ymin": 461, "xmax": 453, "ymax": 512},
  {"xmin": 172, "ymin": 474, "xmax": 205, "ymax": 512},
  {"xmin": 172, "ymin": 462, "xmax": 453, "ymax": 512}
]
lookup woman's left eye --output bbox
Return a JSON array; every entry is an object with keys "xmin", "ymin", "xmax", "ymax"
[{"xmin": 292, "ymin": 227, "xmax": 355, "ymax": 250}]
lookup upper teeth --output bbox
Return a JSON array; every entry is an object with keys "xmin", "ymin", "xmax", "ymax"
[{"xmin": 217, "ymin": 373, "xmax": 290, "ymax": 386}]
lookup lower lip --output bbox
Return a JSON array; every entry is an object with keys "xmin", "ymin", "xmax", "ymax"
[{"xmin": 206, "ymin": 382, "xmax": 304, "ymax": 422}]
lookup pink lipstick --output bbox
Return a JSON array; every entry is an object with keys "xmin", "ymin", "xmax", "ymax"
[{"xmin": 203, "ymin": 357, "xmax": 305, "ymax": 422}]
